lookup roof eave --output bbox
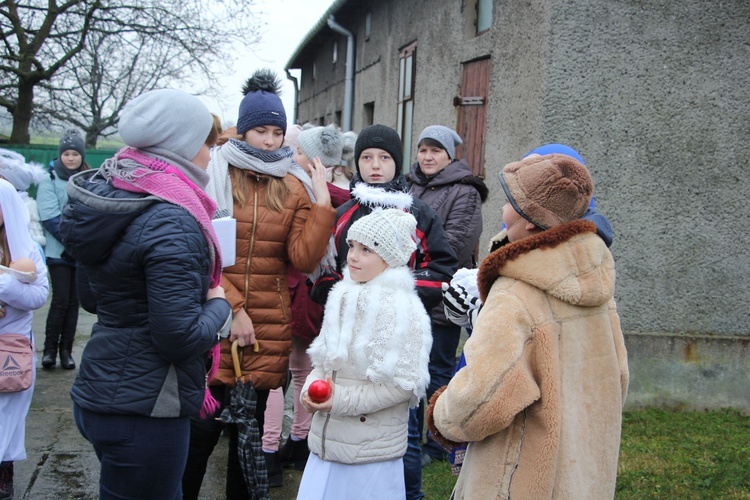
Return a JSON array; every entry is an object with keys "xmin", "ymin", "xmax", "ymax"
[{"xmin": 284, "ymin": 0, "xmax": 350, "ymax": 70}]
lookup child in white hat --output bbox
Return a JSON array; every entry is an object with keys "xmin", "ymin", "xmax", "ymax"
[{"xmin": 298, "ymin": 208, "xmax": 432, "ymax": 500}]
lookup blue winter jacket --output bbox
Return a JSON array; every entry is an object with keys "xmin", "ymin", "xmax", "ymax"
[{"xmin": 60, "ymin": 169, "xmax": 231, "ymax": 418}]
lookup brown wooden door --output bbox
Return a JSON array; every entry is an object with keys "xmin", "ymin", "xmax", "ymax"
[{"xmin": 455, "ymin": 58, "xmax": 490, "ymax": 178}]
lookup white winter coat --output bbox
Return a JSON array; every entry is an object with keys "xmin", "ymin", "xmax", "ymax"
[{"xmin": 304, "ymin": 266, "xmax": 432, "ymax": 465}]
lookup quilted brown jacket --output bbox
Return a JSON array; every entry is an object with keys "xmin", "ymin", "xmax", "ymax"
[{"xmin": 212, "ymin": 170, "xmax": 335, "ymax": 390}]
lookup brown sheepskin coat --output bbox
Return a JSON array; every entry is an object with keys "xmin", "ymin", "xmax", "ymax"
[
  {"xmin": 213, "ymin": 171, "xmax": 335, "ymax": 390},
  {"xmin": 428, "ymin": 220, "xmax": 629, "ymax": 499}
]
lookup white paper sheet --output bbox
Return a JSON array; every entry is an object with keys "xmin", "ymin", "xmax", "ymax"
[{"xmin": 211, "ymin": 217, "xmax": 236, "ymax": 268}]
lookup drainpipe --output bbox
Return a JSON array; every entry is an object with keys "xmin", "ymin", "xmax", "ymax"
[
  {"xmin": 327, "ymin": 15, "xmax": 354, "ymax": 132},
  {"xmin": 285, "ymin": 69, "xmax": 299, "ymax": 125}
]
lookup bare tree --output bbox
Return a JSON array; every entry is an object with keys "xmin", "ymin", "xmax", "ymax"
[{"xmin": 0, "ymin": 0, "xmax": 262, "ymax": 144}]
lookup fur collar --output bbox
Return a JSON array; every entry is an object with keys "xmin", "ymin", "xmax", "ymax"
[
  {"xmin": 478, "ymin": 219, "xmax": 614, "ymax": 306},
  {"xmin": 351, "ymin": 182, "xmax": 413, "ymax": 210},
  {"xmin": 307, "ymin": 265, "xmax": 432, "ymax": 402}
]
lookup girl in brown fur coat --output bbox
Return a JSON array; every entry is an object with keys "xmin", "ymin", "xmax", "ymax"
[{"xmin": 428, "ymin": 153, "xmax": 629, "ymax": 499}]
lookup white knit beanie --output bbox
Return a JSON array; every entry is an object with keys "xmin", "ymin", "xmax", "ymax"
[
  {"xmin": 346, "ymin": 208, "xmax": 418, "ymax": 267},
  {"xmin": 298, "ymin": 125, "xmax": 344, "ymax": 167},
  {"xmin": 118, "ymin": 89, "xmax": 213, "ymax": 162}
]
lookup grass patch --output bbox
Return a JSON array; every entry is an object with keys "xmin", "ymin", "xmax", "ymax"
[{"xmin": 422, "ymin": 408, "xmax": 750, "ymax": 499}]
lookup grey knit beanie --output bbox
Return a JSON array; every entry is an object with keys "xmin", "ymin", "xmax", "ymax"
[
  {"xmin": 118, "ymin": 89, "xmax": 213, "ymax": 162},
  {"xmin": 499, "ymin": 154, "xmax": 593, "ymax": 230},
  {"xmin": 298, "ymin": 125, "xmax": 344, "ymax": 166},
  {"xmin": 346, "ymin": 208, "xmax": 418, "ymax": 267},
  {"xmin": 418, "ymin": 125, "xmax": 463, "ymax": 159},
  {"xmin": 58, "ymin": 129, "xmax": 86, "ymax": 161}
]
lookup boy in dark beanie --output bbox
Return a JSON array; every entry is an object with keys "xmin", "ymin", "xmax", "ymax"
[
  {"xmin": 428, "ymin": 153, "xmax": 628, "ymax": 499},
  {"xmin": 311, "ymin": 124, "xmax": 456, "ymax": 313}
]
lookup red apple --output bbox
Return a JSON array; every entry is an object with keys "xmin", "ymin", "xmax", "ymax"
[{"xmin": 308, "ymin": 379, "xmax": 331, "ymax": 403}]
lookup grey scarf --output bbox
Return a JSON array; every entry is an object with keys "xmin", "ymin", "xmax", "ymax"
[{"xmin": 221, "ymin": 139, "xmax": 315, "ymax": 202}]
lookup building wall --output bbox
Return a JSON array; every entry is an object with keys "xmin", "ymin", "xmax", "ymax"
[{"xmin": 290, "ymin": 0, "xmax": 750, "ymax": 409}]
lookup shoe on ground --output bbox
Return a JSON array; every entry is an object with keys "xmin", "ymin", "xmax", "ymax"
[
  {"xmin": 41, "ymin": 350, "xmax": 56, "ymax": 369},
  {"xmin": 278, "ymin": 436, "xmax": 309, "ymax": 471},
  {"xmin": 0, "ymin": 461, "xmax": 13, "ymax": 500},
  {"xmin": 60, "ymin": 350, "xmax": 76, "ymax": 370},
  {"xmin": 263, "ymin": 451, "xmax": 283, "ymax": 488}
]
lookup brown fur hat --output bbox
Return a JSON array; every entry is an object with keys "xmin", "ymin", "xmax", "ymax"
[{"xmin": 499, "ymin": 154, "xmax": 593, "ymax": 230}]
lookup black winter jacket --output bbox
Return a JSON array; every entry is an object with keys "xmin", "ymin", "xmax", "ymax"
[
  {"xmin": 60, "ymin": 170, "xmax": 231, "ymax": 418},
  {"xmin": 311, "ymin": 175, "xmax": 458, "ymax": 311}
]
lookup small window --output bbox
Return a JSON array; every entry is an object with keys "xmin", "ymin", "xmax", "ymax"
[
  {"xmin": 363, "ymin": 102, "xmax": 374, "ymax": 127},
  {"xmin": 333, "ymin": 40, "xmax": 338, "ymax": 65},
  {"xmin": 477, "ymin": 0, "xmax": 492, "ymax": 34},
  {"xmin": 365, "ymin": 12, "xmax": 372, "ymax": 41},
  {"xmin": 312, "ymin": 61, "xmax": 317, "ymax": 81}
]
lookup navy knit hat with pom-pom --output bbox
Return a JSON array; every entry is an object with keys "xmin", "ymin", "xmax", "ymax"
[{"xmin": 236, "ymin": 69, "xmax": 287, "ymax": 135}]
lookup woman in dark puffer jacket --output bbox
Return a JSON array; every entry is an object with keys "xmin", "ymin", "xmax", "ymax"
[{"xmin": 60, "ymin": 89, "xmax": 232, "ymax": 500}]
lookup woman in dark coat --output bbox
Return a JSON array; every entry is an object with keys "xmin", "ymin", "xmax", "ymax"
[
  {"xmin": 60, "ymin": 89, "xmax": 232, "ymax": 500},
  {"xmin": 405, "ymin": 125, "xmax": 488, "ymax": 484}
]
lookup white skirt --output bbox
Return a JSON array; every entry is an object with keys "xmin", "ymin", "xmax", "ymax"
[
  {"xmin": 297, "ymin": 452, "xmax": 405, "ymax": 500},
  {"xmin": 0, "ymin": 362, "xmax": 35, "ymax": 461}
]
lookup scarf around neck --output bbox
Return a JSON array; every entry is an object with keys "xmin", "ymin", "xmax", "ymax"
[
  {"xmin": 53, "ymin": 158, "xmax": 80, "ymax": 181},
  {"xmin": 101, "ymin": 147, "xmax": 222, "ymax": 287},
  {"xmin": 221, "ymin": 139, "xmax": 315, "ymax": 202}
]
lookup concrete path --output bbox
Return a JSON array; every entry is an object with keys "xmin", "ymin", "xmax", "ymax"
[{"xmin": 12, "ymin": 300, "xmax": 303, "ymax": 499}]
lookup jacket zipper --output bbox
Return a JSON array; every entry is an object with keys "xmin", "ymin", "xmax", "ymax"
[
  {"xmin": 277, "ymin": 278, "xmax": 288, "ymax": 321},
  {"xmin": 243, "ymin": 176, "xmax": 260, "ymax": 306},
  {"xmin": 320, "ymin": 370, "xmax": 337, "ymax": 460}
]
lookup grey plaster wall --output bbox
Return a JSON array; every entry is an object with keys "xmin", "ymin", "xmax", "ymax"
[
  {"xmin": 541, "ymin": 0, "xmax": 750, "ymax": 336},
  {"xmin": 291, "ymin": 0, "xmax": 749, "ymax": 338}
]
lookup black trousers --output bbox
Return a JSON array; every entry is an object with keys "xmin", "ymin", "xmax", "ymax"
[{"xmin": 44, "ymin": 264, "xmax": 79, "ymax": 351}]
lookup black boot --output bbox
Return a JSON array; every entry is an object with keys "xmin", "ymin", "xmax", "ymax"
[
  {"xmin": 278, "ymin": 436, "xmax": 309, "ymax": 471},
  {"xmin": 0, "ymin": 461, "xmax": 13, "ymax": 500},
  {"xmin": 59, "ymin": 348, "xmax": 76, "ymax": 370},
  {"xmin": 41, "ymin": 348, "xmax": 57, "ymax": 369},
  {"xmin": 263, "ymin": 451, "xmax": 283, "ymax": 488}
]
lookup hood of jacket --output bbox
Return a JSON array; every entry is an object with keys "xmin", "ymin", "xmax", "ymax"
[
  {"xmin": 477, "ymin": 219, "xmax": 615, "ymax": 307},
  {"xmin": 407, "ymin": 159, "xmax": 489, "ymax": 201},
  {"xmin": 60, "ymin": 169, "xmax": 159, "ymax": 266}
]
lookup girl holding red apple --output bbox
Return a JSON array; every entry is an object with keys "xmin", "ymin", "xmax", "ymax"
[{"xmin": 298, "ymin": 209, "xmax": 432, "ymax": 499}]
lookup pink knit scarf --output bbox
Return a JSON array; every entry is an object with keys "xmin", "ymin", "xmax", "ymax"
[
  {"xmin": 111, "ymin": 147, "xmax": 224, "ymax": 418},
  {"xmin": 112, "ymin": 148, "xmax": 222, "ymax": 286}
]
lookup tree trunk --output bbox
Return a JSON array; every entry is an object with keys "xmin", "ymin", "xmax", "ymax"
[
  {"xmin": 10, "ymin": 81, "xmax": 35, "ymax": 144},
  {"xmin": 85, "ymin": 129, "xmax": 99, "ymax": 149}
]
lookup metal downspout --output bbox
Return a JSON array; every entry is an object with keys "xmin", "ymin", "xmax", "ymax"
[
  {"xmin": 285, "ymin": 69, "xmax": 299, "ymax": 125},
  {"xmin": 327, "ymin": 15, "xmax": 354, "ymax": 132}
]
